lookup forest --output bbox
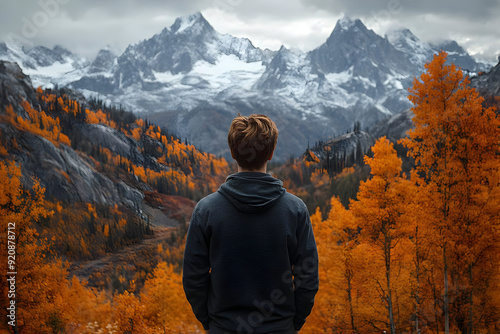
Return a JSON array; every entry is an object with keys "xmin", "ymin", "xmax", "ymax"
[{"xmin": 0, "ymin": 51, "xmax": 499, "ymax": 333}]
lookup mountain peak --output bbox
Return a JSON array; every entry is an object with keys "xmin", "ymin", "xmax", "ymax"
[
  {"xmin": 337, "ymin": 16, "xmax": 358, "ymax": 30},
  {"xmin": 431, "ymin": 40, "xmax": 466, "ymax": 54},
  {"xmin": 385, "ymin": 27, "xmax": 434, "ymax": 67},
  {"xmin": 333, "ymin": 16, "xmax": 366, "ymax": 33},
  {"xmin": 0, "ymin": 42, "xmax": 7, "ymax": 54},
  {"xmin": 325, "ymin": 16, "xmax": 373, "ymax": 47},
  {"xmin": 171, "ymin": 12, "xmax": 213, "ymax": 35},
  {"xmin": 386, "ymin": 27, "xmax": 418, "ymax": 43}
]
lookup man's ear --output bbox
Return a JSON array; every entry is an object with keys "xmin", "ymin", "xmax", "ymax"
[
  {"xmin": 230, "ymin": 149, "xmax": 236, "ymax": 159},
  {"xmin": 268, "ymin": 151, "xmax": 274, "ymax": 161}
]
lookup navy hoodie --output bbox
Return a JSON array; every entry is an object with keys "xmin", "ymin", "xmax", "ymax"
[{"xmin": 182, "ymin": 172, "xmax": 319, "ymax": 334}]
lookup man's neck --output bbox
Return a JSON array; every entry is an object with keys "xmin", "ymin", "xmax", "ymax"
[{"xmin": 237, "ymin": 165, "xmax": 267, "ymax": 173}]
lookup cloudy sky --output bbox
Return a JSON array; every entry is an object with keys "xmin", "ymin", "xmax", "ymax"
[{"xmin": 1, "ymin": 0, "xmax": 499, "ymax": 63}]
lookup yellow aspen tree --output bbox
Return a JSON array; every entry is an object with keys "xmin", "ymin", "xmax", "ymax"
[
  {"xmin": 307, "ymin": 203, "xmax": 360, "ymax": 333},
  {"xmin": 350, "ymin": 137, "xmax": 416, "ymax": 334},
  {"xmin": 401, "ymin": 51, "xmax": 500, "ymax": 333},
  {"xmin": 141, "ymin": 262, "xmax": 201, "ymax": 333}
]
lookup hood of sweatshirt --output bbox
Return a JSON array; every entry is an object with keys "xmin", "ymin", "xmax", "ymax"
[{"xmin": 217, "ymin": 172, "xmax": 286, "ymax": 213}]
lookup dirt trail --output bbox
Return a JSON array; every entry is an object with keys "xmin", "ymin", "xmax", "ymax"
[
  {"xmin": 68, "ymin": 196, "xmax": 195, "ymax": 282},
  {"xmin": 70, "ymin": 224, "xmax": 173, "ymax": 279},
  {"xmin": 69, "ymin": 203, "xmax": 180, "ymax": 280}
]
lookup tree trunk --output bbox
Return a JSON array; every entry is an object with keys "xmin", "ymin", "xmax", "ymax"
[
  {"xmin": 468, "ymin": 264, "xmax": 473, "ymax": 334},
  {"xmin": 347, "ymin": 271, "xmax": 358, "ymax": 334},
  {"xmin": 386, "ymin": 240, "xmax": 396, "ymax": 334},
  {"xmin": 415, "ymin": 226, "xmax": 421, "ymax": 334},
  {"xmin": 444, "ymin": 243, "xmax": 450, "ymax": 334},
  {"xmin": 431, "ymin": 270, "xmax": 439, "ymax": 334}
]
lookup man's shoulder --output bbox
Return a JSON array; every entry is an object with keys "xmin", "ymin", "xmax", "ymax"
[
  {"xmin": 194, "ymin": 191, "xmax": 226, "ymax": 210},
  {"xmin": 279, "ymin": 190, "xmax": 308, "ymax": 213}
]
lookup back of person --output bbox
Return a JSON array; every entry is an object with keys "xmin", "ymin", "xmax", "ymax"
[{"xmin": 183, "ymin": 114, "xmax": 319, "ymax": 334}]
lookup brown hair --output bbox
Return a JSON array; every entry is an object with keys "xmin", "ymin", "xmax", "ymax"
[{"xmin": 227, "ymin": 114, "xmax": 278, "ymax": 170}]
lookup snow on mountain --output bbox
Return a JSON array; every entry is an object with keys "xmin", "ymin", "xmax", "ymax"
[
  {"xmin": 0, "ymin": 42, "xmax": 88, "ymax": 88},
  {"xmin": 88, "ymin": 47, "xmax": 117, "ymax": 75},
  {"xmin": 110, "ymin": 11, "xmax": 270, "ymax": 81},
  {"xmin": 310, "ymin": 17, "xmax": 414, "ymax": 76},
  {"xmin": 387, "ymin": 28, "xmax": 491, "ymax": 72},
  {"xmin": 431, "ymin": 40, "xmax": 491, "ymax": 72},
  {"xmin": 175, "ymin": 12, "xmax": 202, "ymax": 34},
  {"xmin": 0, "ymin": 12, "xmax": 494, "ymax": 161},
  {"xmin": 154, "ymin": 54, "xmax": 265, "ymax": 90},
  {"xmin": 337, "ymin": 16, "xmax": 358, "ymax": 31},
  {"xmin": 385, "ymin": 28, "xmax": 435, "ymax": 67}
]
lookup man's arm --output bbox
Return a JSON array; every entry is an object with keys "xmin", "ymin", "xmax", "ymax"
[
  {"xmin": 182, "ymin": 205, "xmax": 211, "ymax": 330},
  {"xmin": 292, "ymin": 205, "xmax": 319, "ymax": 331}
]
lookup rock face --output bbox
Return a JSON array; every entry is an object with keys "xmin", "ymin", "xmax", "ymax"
[
  {"xmin": 310, "ymin": 18, "xmax": 414, "ymax": 76},
  {"xmin": 88, "ymin": 48, "xmax": 117, "ymax": 74},
  {"xmin": 470, "ymin": 60, "xmax": 500, "ymax": 97},
  {"xmin": 310, "ymin": 130, "xmax": 376, "ymax": 162},
  {"xmin": 0, "ymin": 60, "xmax": 145, "ymax": 209},
  {"xmin": 370, "ymin": 109, "xmax": 414, "ymax": 142},
  {"xmin": 17, "ymin": 131, "xmax": 142, "ymax": 208},
  {"xmin": 0, "ymin": 61, "xmax": 38, "ymax": 115}
]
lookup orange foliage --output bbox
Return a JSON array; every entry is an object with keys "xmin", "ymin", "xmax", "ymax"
[
  {"xmin": 85, "ymin": 109, "xmax": 117, "ymax": 128},
  {"xmin": 0, "ymin": 87, "xmax": 231, "ymax": 332},
  {"xmin": 2, "ymin": 102, "xmax": 71, "ymax": 147},
  {"xmin": 141, "ymin": 262, "xmax": 201, "ymax": 333},
  {"xmin": 310, "ymin": 168, "xmax": 329, "ymax": 188},
  {"xmin": 0, "ymin": 130, "xmax": 7, "ymax": 156},
  {"xmin": 306, "ymin": 53, "xmax": 500, "ymax": 334},
  {"xmin": 130, "ymin": 127, "xmax": 142, "ymax": 141},
  {"xmin": 401, "ymin": 51, "xmax": 500, "ymax": 333}
]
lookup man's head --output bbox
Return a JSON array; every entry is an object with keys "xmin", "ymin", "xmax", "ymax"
[{"xmin": 228, "ymin": 114, "xmax": 278, "ymax": 171}]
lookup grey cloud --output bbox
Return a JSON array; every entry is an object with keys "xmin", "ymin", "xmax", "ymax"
[
  {"xmin": 302, "ymin": 0, "xmax": 498, "ymax": 20},
  {"xmin": 299, "ymin": 0, "xmax": 500, "ymax": 62},
  {"xmin": 1, "ymin": 0, "xmax": 499, "ymax": 62}
]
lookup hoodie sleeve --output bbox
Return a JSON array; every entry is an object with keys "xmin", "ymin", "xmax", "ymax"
[
  {"xmin": 182, "ymin": 203, "xmax": 211, "ymax": 330},
  {"xmin": 292, "ymin": 204, "xmax": 319, "ymax": 331}
]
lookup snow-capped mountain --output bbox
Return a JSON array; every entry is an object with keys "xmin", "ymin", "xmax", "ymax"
[
  {"xmin": 385, "ymin": 28, "xmax": 435, "ymax": 67},
  {"xmin": 0, "ymin": 12, "xmax": 493, "ymax": 161},
  {"xmin": 88, "ymin": 47, "xmax": 117, "ymax": 74},
  {"xmin": 386, "ymin": 27, "xmax": 490, "ymax": 72},
  {"xmin": 69, "ymin": 12, "xmax": 274, "ymax": 112},
  {"xmin": 431, "ymin": 40, "xmax": 490, "ymax": 72},
  {"xmin": 0, "ymin": 41, "xmax": 89, "ymax": 88}
]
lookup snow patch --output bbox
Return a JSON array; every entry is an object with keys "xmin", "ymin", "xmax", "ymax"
[
  {"xmin": 23, "ymin": 57, "xmax": 85, "ymax": 87},
  {"xmin": 338, "ymin": 16, "xmax": 356, "ymax": 31},
  {"xmin": 325, "ymin": 67, "xmax": 353, "ymax": 85},
  {"xmin": 153, "ymin": 54, "xmax": 265, "ymax": 90},
  {"xmin": 175, "ymin": 13, "xmax": 203, "ymax": 34},
  {"xmin": 384, "ymin": 74, "xmax": 404, "ymax": 90}
]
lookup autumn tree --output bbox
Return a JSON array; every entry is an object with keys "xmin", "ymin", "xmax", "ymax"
[
  {"xmin": 0, "ymin": 160, "xmax": 60, "ymax": 332},
  {"xmin": 401, "ymin": 51, "xmax": 500, "ymax": 333},
  {"xmin": 307, "ymin": 202, "xmax": 358, "ymax": 333},
  {"xmin": 141, "ymin": 262, "xmax": 201, "ymax": 333},
  {"xmin": 0, "ymin": 160, "xmax": 119, "ymax": 333},
  {"xmin": 349, "ymin": 137, "xmax": 416, "ymax": 334}
]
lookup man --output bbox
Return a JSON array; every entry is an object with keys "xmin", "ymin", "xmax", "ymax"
[{"xmin": 183, "ymin": 114, "xmax": 319, "ymax": 334}]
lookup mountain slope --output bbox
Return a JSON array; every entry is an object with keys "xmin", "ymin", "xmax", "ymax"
[{"xmin": 0, "ymin": 60, "xmax": 228, "ymax": 209}]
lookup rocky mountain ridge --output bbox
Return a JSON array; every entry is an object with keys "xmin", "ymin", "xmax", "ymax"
[{"xmin": 0, "ymin": 12, "xmax": 494, "ymax": 161}]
